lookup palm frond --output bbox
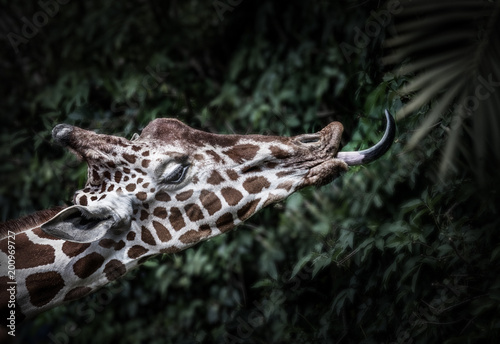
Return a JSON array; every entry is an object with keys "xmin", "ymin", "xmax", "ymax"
[{"xmin": 385, "ymin": 0, "xmax": 500, "ymax": 186}]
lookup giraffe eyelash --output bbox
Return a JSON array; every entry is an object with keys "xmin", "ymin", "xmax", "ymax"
[{"xmin": 162, "ymin": 163, "xmax": 190, "ymax": 184}]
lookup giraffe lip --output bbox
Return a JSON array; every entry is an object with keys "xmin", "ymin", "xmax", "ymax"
[{"xmin": 303, "ymin": 158, "xmax": 349, "ymax": 186}]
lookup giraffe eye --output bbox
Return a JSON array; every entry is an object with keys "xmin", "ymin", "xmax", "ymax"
[{"xmin": 163, "ymin": 164, "xmax": 190, "ymax": 184}]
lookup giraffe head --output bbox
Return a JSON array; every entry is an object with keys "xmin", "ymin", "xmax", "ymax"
[{"xmin": 41, "ymin": 111, "xmax": 394, "ymax": 257}]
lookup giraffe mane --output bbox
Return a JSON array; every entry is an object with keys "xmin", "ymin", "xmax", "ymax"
[{"xmin": 0, "ymin": 206, "xmax": 66, "ymax": 240}]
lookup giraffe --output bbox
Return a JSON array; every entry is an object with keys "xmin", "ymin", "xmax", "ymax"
[{"xmin": 0, "ymin": 110, "xmax": 395, "ymax": 330}]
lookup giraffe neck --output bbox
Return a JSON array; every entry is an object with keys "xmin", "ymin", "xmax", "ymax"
[{"xmin": 0, "ymin": 207, "xmax": 142, "ymax": 320}]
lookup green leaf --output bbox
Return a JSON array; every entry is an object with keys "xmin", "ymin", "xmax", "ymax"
[
  {"xmin": 291, "ymin": 253, "xmax": 313, "ymax": 279},
  {"xmin": 491, "ymin": 246, "xmax": 500, "ymax": 263}
]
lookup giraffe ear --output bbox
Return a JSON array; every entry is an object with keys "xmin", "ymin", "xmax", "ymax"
[{"xmin": 41, "ymin": 205, "xmax": 116, "ymax": 243}]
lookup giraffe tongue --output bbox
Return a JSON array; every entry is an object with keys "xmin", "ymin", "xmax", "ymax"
[{"xmin": 336, "ymin": 110, "xmax": 395, "ymax": 165}]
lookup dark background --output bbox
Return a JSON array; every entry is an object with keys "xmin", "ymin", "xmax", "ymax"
[{"xmin": 1, "ymin": 0, "xmax": 499, "ymax": 343}]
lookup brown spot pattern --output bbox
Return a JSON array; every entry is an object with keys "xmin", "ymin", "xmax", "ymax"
[
  {"xmin": 277, "ymin": 181, "xmax": 294, "ymax": 191},
  {"xmin": 136, "ymin": 191, "xmax": 148, "ymax": 201},
  {"xmin": 224, "ymin": 144, "xmax": 260, "ymax": 163},
  {"xmin": 176, "ymin": 189, "xmax": 194, "ymax": 201},
  {"xmin": 153, "ymin": 221, "xmax": 172, "ymax": 242},
  {"xmin": 142, "ymin": 159, "xmax": 151, "ymax": 168},
  {"xmin": 123, "ymin": 153, "xmax": 136, "ymax": 164},
  {"xmin": 270, "ymin": 146, "xmax": 290, "ymax": 159},
  {"xmin": 276, "ymin": 170, "xmax": 295, "ymax": 178},
  {"xmin": 99, "ymin": 239, "xmax": 125, "ymax": 251},
  {"xmin": 92, "ymin": 169, "xmax": 100, "ymax": 182},
  {"xmin": 73, "ymin": 252, "xmax": 105, "ymax": 279},
  {"xmin": 100, "ymin": 184, "xmax": 107, "ymax": 193},
  {"xmin": 200, "ymin": 190, "xmax": 222, "ymax": 215},
  {"xmin": 199, "ymin": 224, "xmax": 211, "ymax": 232},
  {"xmin": 114, "ymin": 171, "xmax": 122, "ymax": 183},
  {"xmin": 3, "ymin": 233, "xmax": 56, "ymax": 269},
  {"xmin": 237, "ymin": 199, "xmax": 261, "ymax": 221},
  {"xmin": 160, "ymin": 246, "xmax": 180, "ymax": 254},
  {"xmin": 207, "ymin": 170, "xmax": 225, "ymax": 185},
  {"xmin": 226, "ymin": 169, "xmax": 239, "ymax": 180},
  {"xmin": 141, "ymin": 226, "xmax": 156, "ymax": 245},
  {"xmin": 221, "ymin": 187, "xmax": 243, "ymax": 206},
  {"xmin": 62, "ymin": 241, "xmax": 91, "ymax": 258},
  {"xmin": 155, "ymin": 191, "xmax": 171, "ymax": 202},
  {"xmin": 178, "ymin": 228, "xmax": 211, "ymax": 244},
  {"xmin": 206, "ymin": 150, "xmax": 223, "ymax": 163},
  {"xmin": 126, "ymin": 231, "xmax": 136, "ymax": 241},
  {"xmin": 128, "ymin": 245, "xmax": 148, "ymax": 259},
  {"xmin": 98, "ymin": 238, "xmax": 114, "ymax": 249},
  {"xmin": 153, "ymin": 207, "xmax": 168, "ymax": 219},
  {"xmin": 26, "ymin": 271, "xmax": 65, "ymax": 307},
  {"xmin": 79, "ymin": 195, "xmax": 88, "ymax": 206},
  {"xmin": 263, "ymin": 194, "xmax": 281, "ymax": 208},
  {"xmin": 243, "ymin": 176, "xmax": 271, "ymax": 194},
  {"xmin": 140, "ymin": 210, "xmax": 149, "ymax": 221},
  {"xmin": 169, "ymin": 207, "xmax": 186, "ymax": 231},
  {"xmin": 184, "ymin": 203, "xmax": 205, "ymax": 222},
  {"xmin": 104, "ymin": 259, "xmax": 126, "ymax": 281},
  {"xmin": 216, "ymin": 213, "xmax": 234, "ymax": 233},
  {"xmin": 126, "ymin": 183, "xmax": 136, "ymax": 192}
]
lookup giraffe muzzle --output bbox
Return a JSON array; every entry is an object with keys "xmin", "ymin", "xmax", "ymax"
[
  {"xmin": 51, "ymin": 123, "xmax": 130, "ymax": 162},
  {"xmin": 52, "ymin": 124, "xmax": 75, "ymax": 146}
]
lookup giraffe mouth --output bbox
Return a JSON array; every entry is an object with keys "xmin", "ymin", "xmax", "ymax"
[
  {"xmin": 52, "ymin": 123, "xmax": 130, "ymax": 162},
  {"xmin": 289, "ymin": 110, "xmax": 395, "ymax": 186}
]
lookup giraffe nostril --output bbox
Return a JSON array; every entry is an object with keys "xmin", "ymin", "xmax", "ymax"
[
  {"xmin": 297, "ymin": 135, "xmax": 321, "ymax": 144},
  {"xmin": 52, "ymin": 124, "xmax": 74, "ymax": 145}
]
